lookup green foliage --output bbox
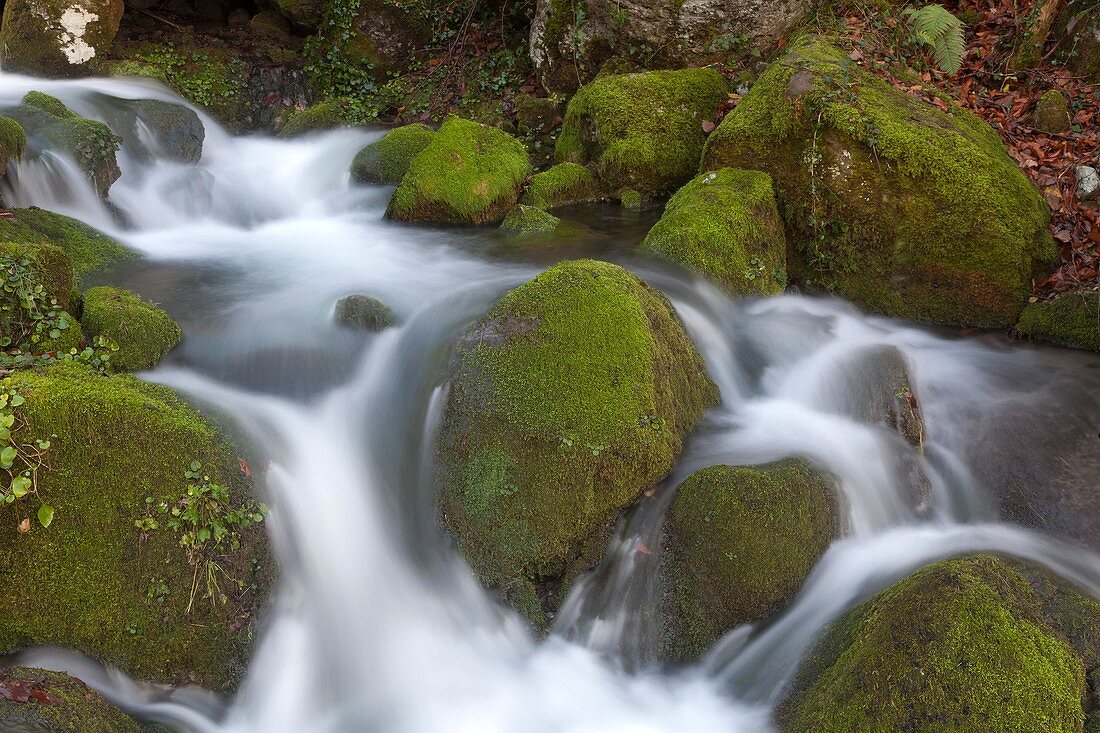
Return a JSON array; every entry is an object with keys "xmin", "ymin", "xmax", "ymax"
[
  {"xmin": 500, "ymin": 205, "xmax": 561, "ymax": 236},
  {"xmin": 905, "ymin": 4, "xmax": 966, "ymax": 74},
  {"xmin": 303, "ymin": 0, "xmax": 376, "ymax": 121},
  {"xmin": 0, "ymin": 377, "xmax": 54, "ymax": 524},
  {"xmin": 0, "ymin": 254, "xmax": 74, "ymax": 353}
]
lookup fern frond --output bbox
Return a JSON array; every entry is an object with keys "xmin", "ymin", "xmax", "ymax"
[{"xmin": 905, "ymin": 5, "xmax": 966, "ymax": 74}]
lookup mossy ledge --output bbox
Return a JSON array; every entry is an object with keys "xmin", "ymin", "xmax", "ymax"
[
  {"xmin": 701, "ymin": 38, "xmax": 1055, "ymax": 328},
  {"xmin": 642, "ymin": 169, "xmax": 787, "ymax": 295},
  {"xmin": 0, "ymin": 207, "xmax": 134, "ymax": 281},
  {"xmin": 1015, "ymin": 291, "xmax": 1100, "ymax": 352},
  {"xmin": 81, "ymin": 286, "xmax": 184, "ymax": 371},
  {"xmin": 351, "ymin": 123, "xmax": 436, "ymax": 185},
  {"xmin": 0, "ymin": 362, "xmax": 274, "ymax": 690},
  {"xmin": 0, "ymin": 667, "xmax": 139, "ymax": 732},
  {"xmin": 437, "ymin": 259, "xmax": 718, "ymax": 623}
]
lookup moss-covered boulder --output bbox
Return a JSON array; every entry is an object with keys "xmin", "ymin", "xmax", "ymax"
[
  {"xmin": 701, "ymin": 39, "xmax": 1056, "ymax": 328},
  {"xmin": 662, "ymin": 461, "xmax": 838, "ymax": 660},
  {"xmin": 0, "ymin": 362, "xmax": 272, "ymax": 690},
  {"xmin": 80, "ymin": 287, "xmax": 183, "ymax": 371},
  {"xmin": 0, "ymin": 667, "xmax": 139, "ymax": 732},
  {"xmin": 351, "ymin": 123, "xmax": 436, "ymax": 185},
  {"xmin": 519, "ymin": 162, "xmax": 600, "ymax": 209},
  {"xmin": 0, "ymin": 0, "xmax": 123, "ymax": 77},
  {"xmin": 387, "ymin": 118, "xmax": 531, "ymax": 225},
  {"xmin": 642, "ymin": 169, "xmax": 786, "ymax": 295},
  {"xmin": 780, "ymin": 555, "xmax": 1087, "ymax": 732},
  {"xmin": 556, "ymin": 69, "xmax": 729, "ymax": 196},
  {"xmin": 499, "ymin": 205, "xmax": 564, "ymax": 236},
  {"xmin": 438, "ymin": 260, "xmax": 717, "ymax": 620},
  {"xmin": 0, "ymin": 116, "xmax": 27, "ymax": 178},
  {"xmin": 0, "ymin": 207, "xmax": 134, "ymax": 281},
  {"xmin": 277, "ymin": 99, "xmax": 355, "ymax": 138},
  {"xmin": 1016, "ymin": 291, "xmax": 1100, "ymax": 352},
  {"xmin": 7, "ymin": 92, "xmax": 121, "ymax": 197},
  {"xmin": 334, "ymin": 293, "xmax": 395, "ymax": 331}
]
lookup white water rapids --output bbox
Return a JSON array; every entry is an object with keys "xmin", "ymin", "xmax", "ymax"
[{"xmin": 2, "ymin": 73, "xmax": 1099, "ymax": 733}]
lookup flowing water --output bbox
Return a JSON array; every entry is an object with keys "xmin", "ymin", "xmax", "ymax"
[{"xmin": 2, "ymin": 73, "xmax": 1100, "ymax": 733}]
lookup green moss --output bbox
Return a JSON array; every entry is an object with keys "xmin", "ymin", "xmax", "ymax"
[
  {"xmin": 22, "ymin": 91, "xmax": 77, "ymax": 119},
  {"xmin": 620, "ymin": 189, "xmax": 643, "ymax": 210},
  {"xmin": 702, "ymin": 38, "xmax": 1055, "ymax": 327},
  {"xmin": 783, "ymin": 555, "xmax": 1085, "ymax": 733},
  {"xmin": 642, "ymin": 169, "xmax": 786, "ymax": 295},
  {"xmin": 0, "ymin": 207, "xmax": 134, "ymax": 280},
  {"xmin": 80, "ymin": 287, "xmax": 183, "ymax": 371},
  {"xmin": 438, "ymin": 259, "xmax": 718, "ymax": 594},
  {"xmin": 278, "ymin": 99, "xmax": 355, "ymax": 138},
  {"xmin": 500, "ymin": 205, "xmax": 563, "ymax": 236},
  {"xmin": 1034, "ymin": 90, "xmax": 1072, "ymax": 133},
  {"xmin": 0, "ymin": 362, "xmax": 272, "ymax": 690},
  {"xmin": 0, "ymin": 115, "xmax": 26, "ymax": 165},
  {"xmin": 662, "ymin": 461, "xmax": 838, "ymax": 660},
  {"xmin": 387, "ymin": 118, "xmax": 532, "ymax": 225},
  {"xmin": 0, "ymin": 240, "xmax": 76, "ymax": 312},
  {"xmin": 1016, "ymin": 291, "xmax": 1100, "ymax": 352},
  {"xmin": 0, "ymin": 667, "xmax": 139, "ymax": 732},
  {"xmin": 555, "ymin": 68, "xmax": 730, "ymax": 195},
  {"xmin": 519, "ymin": 162, "xmax": 599, "ymax": 209},
  {"xmin": 351, "ymin": 123, "xmax": 436, "ymax": 185}
]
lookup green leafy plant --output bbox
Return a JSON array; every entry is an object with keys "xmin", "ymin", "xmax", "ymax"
[
  {"xmin": 905, "ymin": 5, "xmax": 966, "ymax": 74},
  {"xmin": 0, "ymin": 256, "xmax": 73, "ymax": 352},
  {"xmin": 0, "ymin": 377, "xmax": 55, "ymax": 526}
]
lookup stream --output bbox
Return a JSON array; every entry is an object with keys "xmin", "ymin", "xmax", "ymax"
[{"xmin": 2, "ymin": 73, "xmax": 1100, "ymax": 733}]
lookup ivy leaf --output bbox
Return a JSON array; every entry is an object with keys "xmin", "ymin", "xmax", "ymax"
[
  {"xmin": 10, "ymin": 475, "xmax": 31, "ymax": 497},
  {"xmin": 37, "ymin": 504, "xmax": 54, "ymax": 528}
]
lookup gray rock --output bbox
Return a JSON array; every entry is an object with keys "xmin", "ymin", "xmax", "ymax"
[
  {"xmin": 127, "ymin": 99, "xmax": 205, "ymax": 164},
  {"xmin": 335, "ymin": 295, "xmax": 395, "ymax": 331},
  {"xmin": 1077, "ymin": 165, "xmax": 1099, "ymax": 201}
]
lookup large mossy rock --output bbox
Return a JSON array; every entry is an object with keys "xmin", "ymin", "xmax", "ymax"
[
  {"xmin": 701, "ymin": 40, "xmax": 1056, "ymax": 328},
  {"xmin": 0, "ymin": 667, "xmax": 140, "ymax": 732},
  {"xmin": 519, "ymin": 162, "xmax": 600, "ymax": 210},
  {"xmin": 529, "ymin": 0, "xmax": 805, "ymax": 93},
  {"xmin": 81, "ymin": 286, "xmax": 183, "ymax": 371},
  {"xmin": 642, "ymin": 168, "xmax": 787, "ymax": 295},
  {"xmin": 556, "ymin": 69, "xmax": 729, "ymax": 197},
  {"xmin": 0, "ymin": 0, "xmax": 123, "ymax": 76},
  {"xmin": 8, "ymin": 92, "xmax": 122, "ymax": 197},
  {"xmin": 0, "ymin": 363, "xmax": 273, "ymax": 690},
  {"xmin": 1016, "ymin": 291, "xmax": 1100, "ymax": 352},
  {"xmin": 387, "ymin": 118, "xmax": 531, "ymax": 225},
  {"xmin": 438, "ymin": 260, "xmax": 717, "ymax": 618},
  {"xmin": 662, "ymin": 461, "xmax": 838, "ymax": 660},
  {"xmin": 0, "ymin": 207, "xmax": 134, "ymax": 281},
  {"xmin": 351, "ymin": 123, "xmax": 436, "ymax": 185},
  {"xmin": 780, "ymin": 555, "xmax": 1087, "ymax": 732}
]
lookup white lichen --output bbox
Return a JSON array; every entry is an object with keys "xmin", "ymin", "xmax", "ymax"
[{"xmin": 58, "ymin": 5, "xmax": 98, "ymax": 65}]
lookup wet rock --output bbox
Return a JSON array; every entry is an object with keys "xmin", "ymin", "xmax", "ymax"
[
  {"xmin": 118, "ymin": 98, "xmax": 205, "ymax": 164},
  {"xmin": 248, "ymin": 10, "xmax": 292, "ymax": 40},
  {"xmin": 641, "ymin": 169, "xmax": 786, "ymax": 295},
  {"xmin": 529, "ymin": 0, "xmax": 805, "ymax": 93},
  {"xmin": 0, "ymin": 116, "xmax": 26, "ymax": 184},
  {"xmin": 438, "ymin": 260, "xmax": 717, "ymax": 625},
  {"xmin": 81, "ymin": 286, "xmax": 183, "ymax": 371},
  {"xmin": 0, "ymin": 0, "xmax": 123, "ymax": 77},
  {"xmin": 661, "ymin": 461, "xmax": 839, "ymax": 661},
  {"xmin": 0, "ymin": 667, "xmax": 139, "ymax": 732},
  {"xmin": 334, "ymin": 294, "xmax": 395, "ymax": 331},
  {"xmin": 1016, "ymin": 290, "xmax": 1100, "ymax": 352},
  {"xmin": 519, "ymin": 162, "xmax": 599, "ymax": 210},
  {"xmin": 556, "ymin": 69, "xmax": 729, "ymax": 197},
  {"xmin": 386, "ymin": 118, "xmax": 530, "ymax": 225},
  {"xmin": 1034, "ymin": 90, "xmax": 1072, "ymax": 133},
  {"xmin": 817, "ymin": 346, "xmax": 925, "ymax": 448},
  {"xmin": 702, "ymin": 38, "xmax": 1055, "ymax": 328},
  {"xmin": 779, "ymin": 555, "xmax": 1089, "ymax": 733},
  {"xmin": 0, "ymin": 362, "xmax": 273, "ymax": 690},
  {"xmin": 350, "ymin": 124, "xmax": 436, "ymax": 185}
]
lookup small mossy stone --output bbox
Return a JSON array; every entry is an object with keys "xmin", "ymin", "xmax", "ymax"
[
  {"xmin": 0, "ymin": 362, "xmax": 273, "ymax": 690},
  {"xmin": 81, "ymin": 286, "xmax": 183, "ymax": 371},
  {"xmin": 334, "ymin": 294, "xmax": 396, "ymax": 331},
  {"xmin": 387, "ymin": 118, "xmax": 531, "ymax": 225},
  {"xmin": 661, "ymin": 461, "xmax": 838, "ymax": 661},
  {"xmin": 1016, "ymin": 291, "xmax": 1100, "ymax": 352},
  {"xmin": 351, "ymin": 124, "xmax": 436, "ymax": 185},
  {"xmin": 780, "ymin": 555, "xmax": 1086, "ymax": 733},
  {"xmin": 278, "ymin": 100, "xmax": 354, "ymax": 138},
  {"xmin": 500, "ymin": 205, "xmax": 562, "ymax": 236},
  {"xmin": 1035, "ymin": 90, "xmax": 1073, "ymax": 133},
  {"xmin": 519, "ymin": 162, "xmax": 599, "ymax": 210},
  {"xmin": 0, "ymin": 0, "xmax": 123, "ymax": 77},
  {"xmin": 438, "ymin": 260, "xmax": 718, "ymax": 610},
  {"xmin": 642, "ymin": 169, "xmax": 786, "ymax": 295},
  {"xmin": 701, "ymin": 38, "xmax": 1056, "ymax": 328},
  {"xmin": 0, "ymin": 207, "xmax": 134, "ymax": 280},
  {"xmin": 555, "ymin": 69, "xmax": 730, "ymax": 196},
  {"xmin": 0, "ymin": 115, "xmax": 27, "ymax": 173},
  {"xmin": 0, "ymin": 667, "xmax": 139, "ymax": 732},
  {"xmin": 620, "ymin": 190, "xmax": 643, "ymax": 210}
]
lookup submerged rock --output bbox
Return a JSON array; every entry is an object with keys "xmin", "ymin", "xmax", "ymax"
[
  {"xmin": 780, "ymin": 555, "xmax": 1089, "ymax": 732},
  {"xmin": 438, "ymin": 260, "xmax": 717, "ymax": 622},
  {"xmin": 334, "ymin": 294, "xmax": 395, "ymax": 331},
  {"xmin": 351, "ymin": 124, "xmax": 436, "ymax": 185},
  {"xmin": 642, "ymin": 169, "xmax": 786, "ymax": 295},
  {"xmin": 122, "ymin": 98, "xmax": 205, "ymax": 164},
  {"xmin": 662, "ymin": 461, "xmax": 839, "ymax": 660},
  {"xmin": 518, "ymin": 162, "xmax": 599, "ymax": 210},
  {"xmin": 556, "ymin": 69, "xmax": 729, "ymax": 197},
  {"xmin": 80, "ymin": 286, "xmax": 183, "ymax": 371},
  {"xmin": 0, "ymin": 362, "xmax": 273, "ymax": 690},
  {"xmin": 701, "ymin": 39, "xmax": 1055, "ymax": 328},
  {"xmin": 0, "ymin": 0, "xmax": 123, "ymax": 77},
  {"xmin": 387, "ymin": 118, "xmax": 531, "ymax": 225},
  {"xmin": 1016, "ymin": 291, "xmax": 1100, "ymax": 352},
  {"xmin": 0, "ymin": 667, "xmax": 139, "ymax": 732}
]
